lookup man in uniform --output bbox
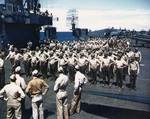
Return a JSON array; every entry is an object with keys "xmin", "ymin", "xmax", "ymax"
[
  {"xmin": 5, "ymin": 48, "xmax": 15, "ymax": 66},
  {"xmin": 108, "ymin": 52, "xmax": 116, "ymax": 86},
  {"xmin": 26, "ymin": 70, "xmax": 49, "ymax": 119},
  {"xmin": 88, "ymin": 54, "xmax": 100, "ymax": 84},
  {"xmin": 23, "ymin": 49, "xmax": 31, "ymax": 77},
  {"xmin": 134, "ymin": 48, "xmax": 142, "ymax": 63},
  {"xmin": 12, "ymin": 48, "xmax": 23, "ymax": 72},
  {"xmin": 30, "ymin": 51, "xmax": 39, "ymax": 72},
  {"xmin": 126, "ymin": 48, "xmax": 134, "ymax": 60},
  {"xmin": 39, "ymin": 50, "xmax": 48, "ymax": 79},
  {"xmin": 48, "ymin": 51, "xmax": 58, "ymax": 79},
  {"xmin": 77, "ymin": 53, "xmax": 88, "ymax": 74},
  {"xmin": 58, "ymin": 54, "xmax": 68, "ymax": 75},
  {"xmin": 67, "ymin": 53, "xmax": 77, "ymax": 81},
  {"xmin": 54, "ymin": 67, "xmax": 69, "ymax": 119},
  {"xmin": 70, "ymin": 65, "xmax": 88, "ymax": 115},
  {"xmin": 0, "ymin": 74, "xmax": 25, "ymax": 119},
  {"xmin": 96, "ymin": 52, "xmax": 104, "ymax": 81},
  {"xmin": 101, "ymin": 53, "xmax": 111, "ymax": 86},
  {"xmin": 114, "ymin": 55, "xmax": 128, "ymax": 90},
  {"xmin": 15, "ymin": 66, "xmax": 27, "ymax": 91},
  {"xmin": 15, "ymin": 66, "xmax": 27, "ymax": 117},
  {"xmin": 128, "ymin": 56, "xmax": 140, "ymax": 90}
]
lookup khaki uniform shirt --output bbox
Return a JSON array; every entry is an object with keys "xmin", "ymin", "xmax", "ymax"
[
  {"xmin": 54, "ymin": 74, "xmax": 69, "ymax": 99},
  {"xmin": 26, "ymin": 77, "xmax": 49, "ymax": 95},
  {"xmin": 0, "ymin": 82, "xmax": 25, "ymax": 106}
]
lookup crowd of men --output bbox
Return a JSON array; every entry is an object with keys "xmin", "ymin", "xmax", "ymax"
[{"xmin": 0, "ymin": 37, "xmax": 141, "ymax": 119}]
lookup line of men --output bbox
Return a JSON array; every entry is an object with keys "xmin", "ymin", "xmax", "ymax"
[
  {"xmin": 2, "ymin": 37, "xmax": 141, "ymax": 88},
  {"xmin": 5, "ymin": 37, "xmax": 141, "ymax": 89}
]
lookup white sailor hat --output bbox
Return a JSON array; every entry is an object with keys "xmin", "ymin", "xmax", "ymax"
[
  {"xmin": 58, "ymin": 67, "xmax": 63, "ymax": 72},
  {"xmin": 32, "ymin": 70, "xmax": 38, "ymax": 76},
  {"xmin": 75, "ymin": 65, "xmax": 79, "ymax": 69},
  {"xmin": 10, "ymin": 74, "xmax": 16, "ymax": 80},
  {"xmin": 15, "ymin": 66, "xmax": 21, "ymax": 73}
]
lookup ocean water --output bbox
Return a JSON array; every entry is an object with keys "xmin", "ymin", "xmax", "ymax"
[{"xmin": 40, "ymin": 32, "xmax": 75, "ymax": 42}]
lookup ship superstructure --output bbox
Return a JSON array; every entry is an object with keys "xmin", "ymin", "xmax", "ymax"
[{"xmin": 0, "ymin": 0, "xmax": 53, "ymax": 48}]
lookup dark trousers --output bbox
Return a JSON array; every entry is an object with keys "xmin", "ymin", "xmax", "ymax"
[
  {"xmin": 0, "ymin": 68, "xmax": 5, "ymax": 89},
  {"xmin": 109, "ymin": 64, "xmax": 114, "ymax": 79},
  {"xmin": 48, "ymin": 62, "xmax": 58, "ymax": 78},
  {"xmin": 102, "ymin": 66, "xmax": 110, "ymax": 85},
  {"xmin": 62, "ymin": 65, "xmax": 68, "ymax": 75},
  {"xmin": 10, "ymin": 58, "xmax": 14, "ymax": 66},
  {"xmin": 23, "ymin": 61, "xmax": 31, "ymax": 77},
  {"xmin": 89, "ymin": 68, "xmax": 97, "ymax": 84},
  {"xmin": 123, "ymin": 66, "xmax": 128, "ymax": 81},
  {"xmin": 79, "ymin": 65, "xmax": 86, "ymax": 74},
  {"xmin": 68, "ymin": 65, "xmax": 75, "ymax": 81},
  {"xmin": 130, "ymin": 70, "xmax": 137, "ymax": 89},
  {"xmin": 21, "ymin": 98, "xmax": 26, "ymax": 119},
  {"xmin": 40, "ymin": 61, "xmax": 48, "ymax": 79},
  {"xmin": 116, "ymin": 68, "xmax": 123, "ymax": 88},
  {"xmin": 31, "ymin": 62, "xmax": 39, "ymax": 72}
]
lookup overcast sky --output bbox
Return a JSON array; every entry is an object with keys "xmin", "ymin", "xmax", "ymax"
[
  {"xmin": 41, "ymin": 0, "xmax": 150, "ymax": 31},
  {"xmin": 1, "ymin": 0, "xmax": 149, "ymax": 31}
]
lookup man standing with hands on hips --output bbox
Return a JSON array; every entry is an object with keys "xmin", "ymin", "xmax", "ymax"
[
  {"xmin": 26, "ymin": 69, "xmax": 49, "ymax": 119},
  {"xmin": 0, "ymin": 74, "xmax": 25, "ymax": 119},
  {"xmin": 70, "ymin": 65, "xmax": 88, "ymax": 115},
  {"xmin": 54, "ymin": 67, "xmax": 69, "ymax": 119}
]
